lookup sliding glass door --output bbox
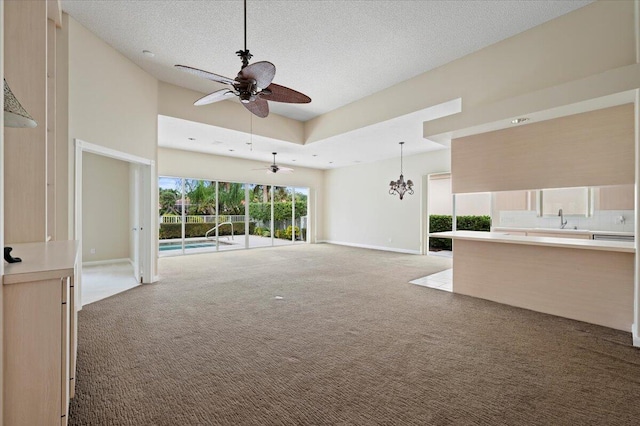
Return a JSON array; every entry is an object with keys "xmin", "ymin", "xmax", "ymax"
[
  {"xmin": 158, "ymin": 177, "xmax": 185, "ymax": 256},
  {"xmin": 293, "ymin": 187, "xmax": 309, "ymax": 244},
  {"xmin": 216, "ymin": 181, "xmax": 246, "ymax": 252},
  {"xmin": 248, "ymin": 184, "xmax": 272, "ymax": 248},
  {"xmin": 159, "ymin": 176, "xmax": 309, "ymax": 256}
]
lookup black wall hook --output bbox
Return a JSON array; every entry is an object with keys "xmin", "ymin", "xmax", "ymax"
[{"xmin": 4, "ymin": 247, "xmax": 22, "ymax": 263}]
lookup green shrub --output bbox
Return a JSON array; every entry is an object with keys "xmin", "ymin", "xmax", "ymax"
[
  {"xmin": 456, "ymin": 215, "xmax": 491, "ymax": 232},
  {"xmin": 262, "ymin": 230, "xmax": 270, "ymax": 237},
  {"xmin": 249, "ymin": 201, "xmax": 307, "ymax": 221},
  {"xmin": 285, "ymin": 225, "xmax": 300, "ymax": 240},
  {"xmin": 429, "ymin": 215, "xmax": 491, "ymax": 251},
  {"xmin": 159, "ymin": 222, "xmax": 255, "ymax": 239},
  {"xmin": 254, "ymin": 226, "xmax": 263, "ymax": 236}
]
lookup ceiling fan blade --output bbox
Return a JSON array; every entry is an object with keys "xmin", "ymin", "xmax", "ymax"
[
  {"xmin": 261, "ymin": 83, "xmax": 311, "ymax": 104},
  {"xmin": 194, "ymin": 89, "xmax": 235, "ymax": 106},
  {"xmin": 175, "ymin": 65, "xmax": 236, "ymax": 86},
  {"xmin": 243, "ymin": 98, "xmax": 269, "ymax": 118},
  {"xmin": 275, "ymin": 167, "xmax": 294, "ymax": 173},
  {"xmin": 239, "ymin": 61, "xmax": 276, "ymax": 90}
]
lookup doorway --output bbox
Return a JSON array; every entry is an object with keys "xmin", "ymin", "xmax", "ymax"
[{"xmin": 75, "ymin": 139, "xmax": 156, "ymax": 308}]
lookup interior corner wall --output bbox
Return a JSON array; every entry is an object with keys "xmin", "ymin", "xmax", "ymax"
[
  {"xmin": 158, "ymin": 82, "xmax": 305, "ymax": 145},
  {"xmin": 157, "ymin": 147, "xmax": 325, "ymax": 242},
  {"xmin": 67, "ymin": 15, "xmax": 158, "ymax": 160},
  {"xmin": 306, "ymin": 0, "xmax": 636, "ymax": 144},
  {"xmin": 323, "ymin": 148, "xmax": 450, "ymax": 253},
  {"xmin": 82, "ymin": 152, "xmax": 130, "ymax": 262}
]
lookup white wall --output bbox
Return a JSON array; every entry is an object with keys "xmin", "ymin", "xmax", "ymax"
[
  {"xmin": 157, "ymin": 147, "xmax": 325, "ymax": 242},
  {"xmin": 323, "ymin": 148, "xmax": 450, "ymax": 253},
  {"xmin": 68, "ymin": 17, "xmax": 158, "ymax": 160},
  {"xmin": 67, "ymin": 15, "xmax": 159, "ymax": 277},
  {"xmin": 82, "ymin": 152, "xmax": 130, "ymax": 262}
]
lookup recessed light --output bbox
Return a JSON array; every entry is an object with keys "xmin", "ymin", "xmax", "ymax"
[
  {"xmin": 292, "ymin": 159, "xmax": 296, "ymax": 162},
  {"xmin": 511, "ymin": 118, "xmax": 529, "ymax": 124},
  {"xmin": 142, "ymin": 50, "xmax": 155, "ymax": 58},
  {"xmin": 329, "ymin": 161, "xmax": 333, "ymax": 164},
  {"xmin": 312, "ymin": 154, "xmax": 318, "ymax": 157},
  {"xmin": 354, "ymin": 160, "xmax": 361, "ymax": 163},
  {"xmin": 188, "ymin": 137, "xmax": 195, "ymax": 141},
  {"xmin": 229, "ymin": 149, "xmax": 235, "ymax": 152}
]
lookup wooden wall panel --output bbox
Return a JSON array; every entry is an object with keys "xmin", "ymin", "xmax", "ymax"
[
  {"xmin": 4, "ymin": 0, "xmax": 47, "ymax": 243},
  {"xmin": 453, "ymin": 239, "xmax": 634, "ymax": 331},
  {"xmin": 452, "ymin": 104, "xmax": 635, "ymax": 193}
]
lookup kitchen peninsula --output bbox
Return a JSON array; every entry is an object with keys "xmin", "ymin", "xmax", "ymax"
[{"xmin": 431, "ymin": 231, "xmax": 634, "ymax": 331}]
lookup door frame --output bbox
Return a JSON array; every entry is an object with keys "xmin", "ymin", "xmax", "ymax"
[
  {"xmin": 74, "ymin": 139, "xmax": 156, "ymax": 309},
  {"xmin": 422, "ymin": 172, "xmax": 452, "ymax": 255}
]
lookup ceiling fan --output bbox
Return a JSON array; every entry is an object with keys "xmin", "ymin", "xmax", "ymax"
[
  {"xmin": 175, "ymin": 0, "xmax": 311, "ymax": 118},
  {"xmin": 255, "ymin": 152, "xmax": 293, "ymax": 174}
]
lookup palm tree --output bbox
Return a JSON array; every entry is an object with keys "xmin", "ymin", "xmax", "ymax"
[
  {"xmin": 185, "ymin": 180, "xmax": 216, "ymax": 215},
  {"xmin": 159, "ymin": 188, "xmax": 180, "ymax": 215},
  {"xmin": 218, "ymin": 182, "xmax": 245, "ymax": 215}
]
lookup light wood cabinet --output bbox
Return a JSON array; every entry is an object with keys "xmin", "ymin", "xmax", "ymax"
[
  {"xmin": 3, "ymin": 241, "xmax": 78, "ymax": 426},
  {"xmin": 493, "ymin": 190, "xmax": 531, "ymax": 211},
  {"xmin": 596, "ymin": 184, "xmax": 634, "ymax": 211}
]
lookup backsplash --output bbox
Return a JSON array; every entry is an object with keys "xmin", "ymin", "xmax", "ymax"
[{"xmin": 497, "ymin": 210, "xmax": 635, "ymax": 233}]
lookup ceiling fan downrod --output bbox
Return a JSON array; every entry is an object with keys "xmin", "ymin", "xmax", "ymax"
[{"xmin": 235, "ymin": 0, "xmax": 252, "ymax": 68}]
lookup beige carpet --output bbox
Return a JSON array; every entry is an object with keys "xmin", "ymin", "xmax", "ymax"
[{"xmin": 69, "ymin": 244, "xmax": 640, "ymax": 425}]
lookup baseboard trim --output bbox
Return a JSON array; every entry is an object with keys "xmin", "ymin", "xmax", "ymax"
[
  {"xmin": 633, "ymin": 323, "xmax": 639, "ymax": 347},
  {"xmin": 318, "ymin": 240, "xmax": 420, "ymax": 255},
  {"xmin": 83, "ymin": 258, "xmax": 132, "ymax": 267}
]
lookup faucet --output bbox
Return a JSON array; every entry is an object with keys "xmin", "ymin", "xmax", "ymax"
[{"xmin": 558, "ymin": 208, "xmax": 567, "ymax": 229}]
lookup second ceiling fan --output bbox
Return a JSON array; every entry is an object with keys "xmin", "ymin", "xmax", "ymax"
[
  {"xmin": 254, "ymin": 152, "xmax": 293, "ymax": 174},
  {"xmin": 175, "ymin": 0, "xmax": 311, "ymax": 118}
]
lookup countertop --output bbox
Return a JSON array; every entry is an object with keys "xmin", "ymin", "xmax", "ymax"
[
  {"xmin": 3, "ymin": 240, "xmax": 79, "ymax": 285},
  {"xmin": 430, "ymin": 231, "xmax": 635, "ymax": 253},
  {"xmin": 491, "ymin": 227, "xmax": 634, "ymax": 237}
]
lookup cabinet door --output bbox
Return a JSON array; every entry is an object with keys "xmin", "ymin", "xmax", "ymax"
[
  {"xmin": 70, "ymin": 275, "xmax": 77, "ymax": 398},
  {"xmin": 61, "ymin": 279, "xmax": 70, "ymax": 425},
  {"xmin": 493, "ymin": 190, "xmax": 530, "ymax": 211},
  {"xmin": 4, "ymin": 279, "xmax": 62, "ymax": 425},
  {"xmin": 597, "ymin": 184, "xmax": 634, "ymax": 210}
]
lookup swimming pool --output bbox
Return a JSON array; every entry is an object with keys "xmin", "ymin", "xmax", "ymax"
[{"xmin": 159, "ymin": 242, "xmax": 217, "ymax": 251}]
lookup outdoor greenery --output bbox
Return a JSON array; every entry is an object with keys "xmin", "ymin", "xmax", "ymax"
[
  {"xmin": 159, "ymin": 178, "xmax": 309, "ymax": 243},
  {"xmin": 248, "ymin": 201, "xmax": 308, "ymax": 221},
  {"xmin": 253, "ymin": 225, "xmax": 305, "ymax": 240},
  {"xmin": 429, "ymin": 215, "xmax": 491, "ymax": 251}
]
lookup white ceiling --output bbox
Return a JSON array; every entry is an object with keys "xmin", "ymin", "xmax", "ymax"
[
  {"xmin": 158, "ymin": 98, "xmax": 461, "ymax": 170},
  {"xmin": 61, "ymin": 0, "xmax": 593, "ymax": 170}
]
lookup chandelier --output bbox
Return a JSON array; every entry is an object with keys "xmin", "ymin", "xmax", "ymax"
[
  {"xmin": 4, "ymin": 78, "xmax": 37, "ymax": 128},
  {"xmin": 389, "ymin": 141, "xmax": 414, "ymax": 200}
]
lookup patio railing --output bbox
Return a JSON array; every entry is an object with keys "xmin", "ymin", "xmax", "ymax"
[{"xmin": 160, "ymin": 215, "xmax": 246, "ymax": 224}]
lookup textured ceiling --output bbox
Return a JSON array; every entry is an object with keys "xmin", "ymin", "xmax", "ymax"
[{"xmin": 61, "ymin": 0, "xmax": 593, "ymax": 122}]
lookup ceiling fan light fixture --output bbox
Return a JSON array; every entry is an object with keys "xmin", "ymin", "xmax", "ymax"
[{"xmin": 174, "ymin": 0, "xmax": 311, "ymax": 118}]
